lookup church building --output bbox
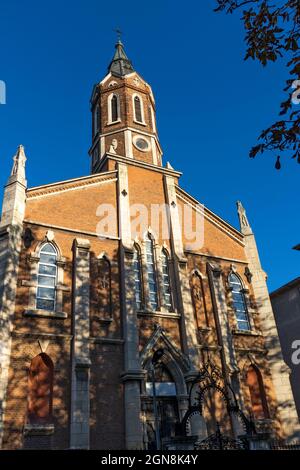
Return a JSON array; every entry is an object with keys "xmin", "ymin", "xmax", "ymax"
[{"xmin": 0, "ymin": 40, "xmax": 299, "ymax": 450}]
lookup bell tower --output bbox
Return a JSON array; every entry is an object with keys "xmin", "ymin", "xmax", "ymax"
[{"xmin": 89, "ymin": 39, "xmax": 163, "ymax": 173}]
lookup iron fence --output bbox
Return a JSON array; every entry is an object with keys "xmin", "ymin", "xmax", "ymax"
[{"xmin": 269, "ymin": 440, "xmax": 300, "ymax": 450}]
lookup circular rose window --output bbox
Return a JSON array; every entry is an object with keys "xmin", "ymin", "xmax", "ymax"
[{"xmin": 133, "ymin": 136, "xmax": 150, "ymax": 152}]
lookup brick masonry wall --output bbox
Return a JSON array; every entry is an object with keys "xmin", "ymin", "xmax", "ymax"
[
  {"xmin": 1, "ymin": 156, "xmax": 288, "ymax": 448},
  {"xmin": 2, "ymin": 179, "xmax": 123, "ymax": 448},
  {"xmin": 25, "ymin": 179, "xmax": 118, "ymax": 236}
]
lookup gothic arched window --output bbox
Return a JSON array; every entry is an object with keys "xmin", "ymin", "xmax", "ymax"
[
  {"xmin": 27, "ymin": 353, "xmax": 53, "ymax": 424},
  {"xmin": 133, "ymin": 246, "xmax": 143, "ymax": 310},
  {"xmin": 228, "ymin": 273, "xmax": 250, "ymax": 331},
  {"xmin": 145, "ymin": 235, "xmax": 158, "ymax": 311},
  {"xmin": 36, "ymin": 243, "xmax": 57, "ymax": 311},
  {"xmin": 134, "ymin": 95, "xmax": 143, "ymax": 123},
  {"xmin": 161, "ymin": 250, "xmax": 172, "ymax": 312},
  {"xmin": 191, "ymin": 271, "xmax": 208, "ymax": 328},
  {"xmin": 111, "ymin": 94, "xmax": 119, "ymax": 122},
  {"xmin": 246, "ymin": 365, "xmax": 269, "ymax": 419}
]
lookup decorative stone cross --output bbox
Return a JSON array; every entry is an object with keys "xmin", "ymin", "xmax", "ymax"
[{"xmin": 99, "ymin": 274, "xmax": 110, "ymax": 290}]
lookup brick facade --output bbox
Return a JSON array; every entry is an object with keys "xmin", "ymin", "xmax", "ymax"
[{"xmin": 0, "ymin": 41, "xmax": 299, "ymax": 450}]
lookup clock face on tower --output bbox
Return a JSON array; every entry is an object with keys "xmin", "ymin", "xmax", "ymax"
[{"xmin": 133, "ymin": 136, "xmax": 150, "ymax": 152}]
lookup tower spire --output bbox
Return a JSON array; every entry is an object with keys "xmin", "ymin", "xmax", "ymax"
[
  {"xmin": 9, "ymin": 144, "xmax": 27, "ymax": 184},
  {"xmin": 0, "ymin": 145, "xmax": 27, "ymax": 228},
  {"xmin": 236, "ymin": 201, "xmax": 252, "ymax": 235},
  {"xmin": 90, "ymin": 41, "xmax": 163, "ymax": 172},
  {"xmin": 108, "ymin": 36, "xmax": 134, "ymax": 77}
]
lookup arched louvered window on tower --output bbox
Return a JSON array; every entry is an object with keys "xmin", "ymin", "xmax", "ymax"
[
  {"xmin": 161, "ymin": 250, "xmax": 172, "ymax": 312},
  {"xmin": 145, "ymin": 235, "xmax": 158, "ymax": 311},
  {"xmin": 133, "ymin": 246, "xmax": 143, "ymax": 310},
  {"xmin": 134, "ymin": 95, "xmax": 143, "ymax": 123},
  {"xmin": 93, "ymin": 104, "xmax": 100, "ymax": 135},
  {"xmin": 93, "ymin": 103, "xmax": 101, "ymax": 135},
  {"xmin": 228, "ymin": 273, "xmax": 250, "ymax": 331},
  {"xmin": 111, "ymin": 94, "xmax": 119, "ymax": 122},
  {"xmin": 36, "ymin": 243, "xmax": 57, "ymax": 312}
]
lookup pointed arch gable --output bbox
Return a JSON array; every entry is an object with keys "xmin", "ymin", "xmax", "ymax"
[
  {"xmin": 161, "ymin": 243, "xmax": 171, "ymax": 258},
  {"xmin": 143, "ymin": 228, "xmax": 158, "ymax": 243},
  {"xmin": 33, "ymin": 239, "xmax": 62, "ymax": 260},
  {"xmin": 140, "ymin": 325, "xmax": 190, "ymax": 395},
  {"xmin": 228, "ymin": 269, "xmax": 246, "ymax": 290},
  {"xmin": 97, "ymin": 251, "xmax": 111, "ymax": 262},
  {"xmin": 133, "ymin": 240, "xmax": 142, "ymax": 254},
  {"xmin": 191, "ymin": 268, "xmax": 205, "ymax": 279}
]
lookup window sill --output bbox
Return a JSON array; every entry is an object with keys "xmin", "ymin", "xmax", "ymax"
[
  {"xmin": 137, "ymin": 310, "xmax": 181, "ymax": 319},
  {"xmin": 100, "ymin": 318, "xmax": 113, "ymax": 323},
  {"xmin": 198, "ymin": 326, "xmax": 212, "ymax": 333},
  {"xmin": 106, "ymin": 119, "xmax": 121, "ymax": 126},
  {"xmin": 92, "ymin": 317, "xmax": 113, "ymax": 324},
  {"xmin": 23, "ymin": 309, "xmax": 68, "ymax": 319},
  {"xmin": 133, "ymin": 119, "xmax": 147, "ymax": 126},
  {"xmin": 24, "ymin": 423, "xmax": 54, "ymax": 436},
  {"xmin": 241, "ymin": 288, "xmax": 250, "ymax": 294},
  {"xmin": 232, "ymin": 329, "xmax": 261, "ymax": 337}
]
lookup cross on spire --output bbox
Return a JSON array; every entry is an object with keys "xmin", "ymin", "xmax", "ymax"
[
  {"xmin": 108, "ymin": 31, "xmax": 134, "ymax": 77},
  {"xmin": 114, "ymin": 28, "xmax": 123, "ymax": 43}
]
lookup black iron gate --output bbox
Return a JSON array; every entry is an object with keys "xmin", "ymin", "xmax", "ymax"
[{"xmin": 195, "ymin": 423, "xmax": 246, "ymax": 450}]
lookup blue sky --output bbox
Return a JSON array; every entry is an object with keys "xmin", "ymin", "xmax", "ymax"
[{"xmin": 0, "ymin": 0, "xmax": 299, "ymax": 291}]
